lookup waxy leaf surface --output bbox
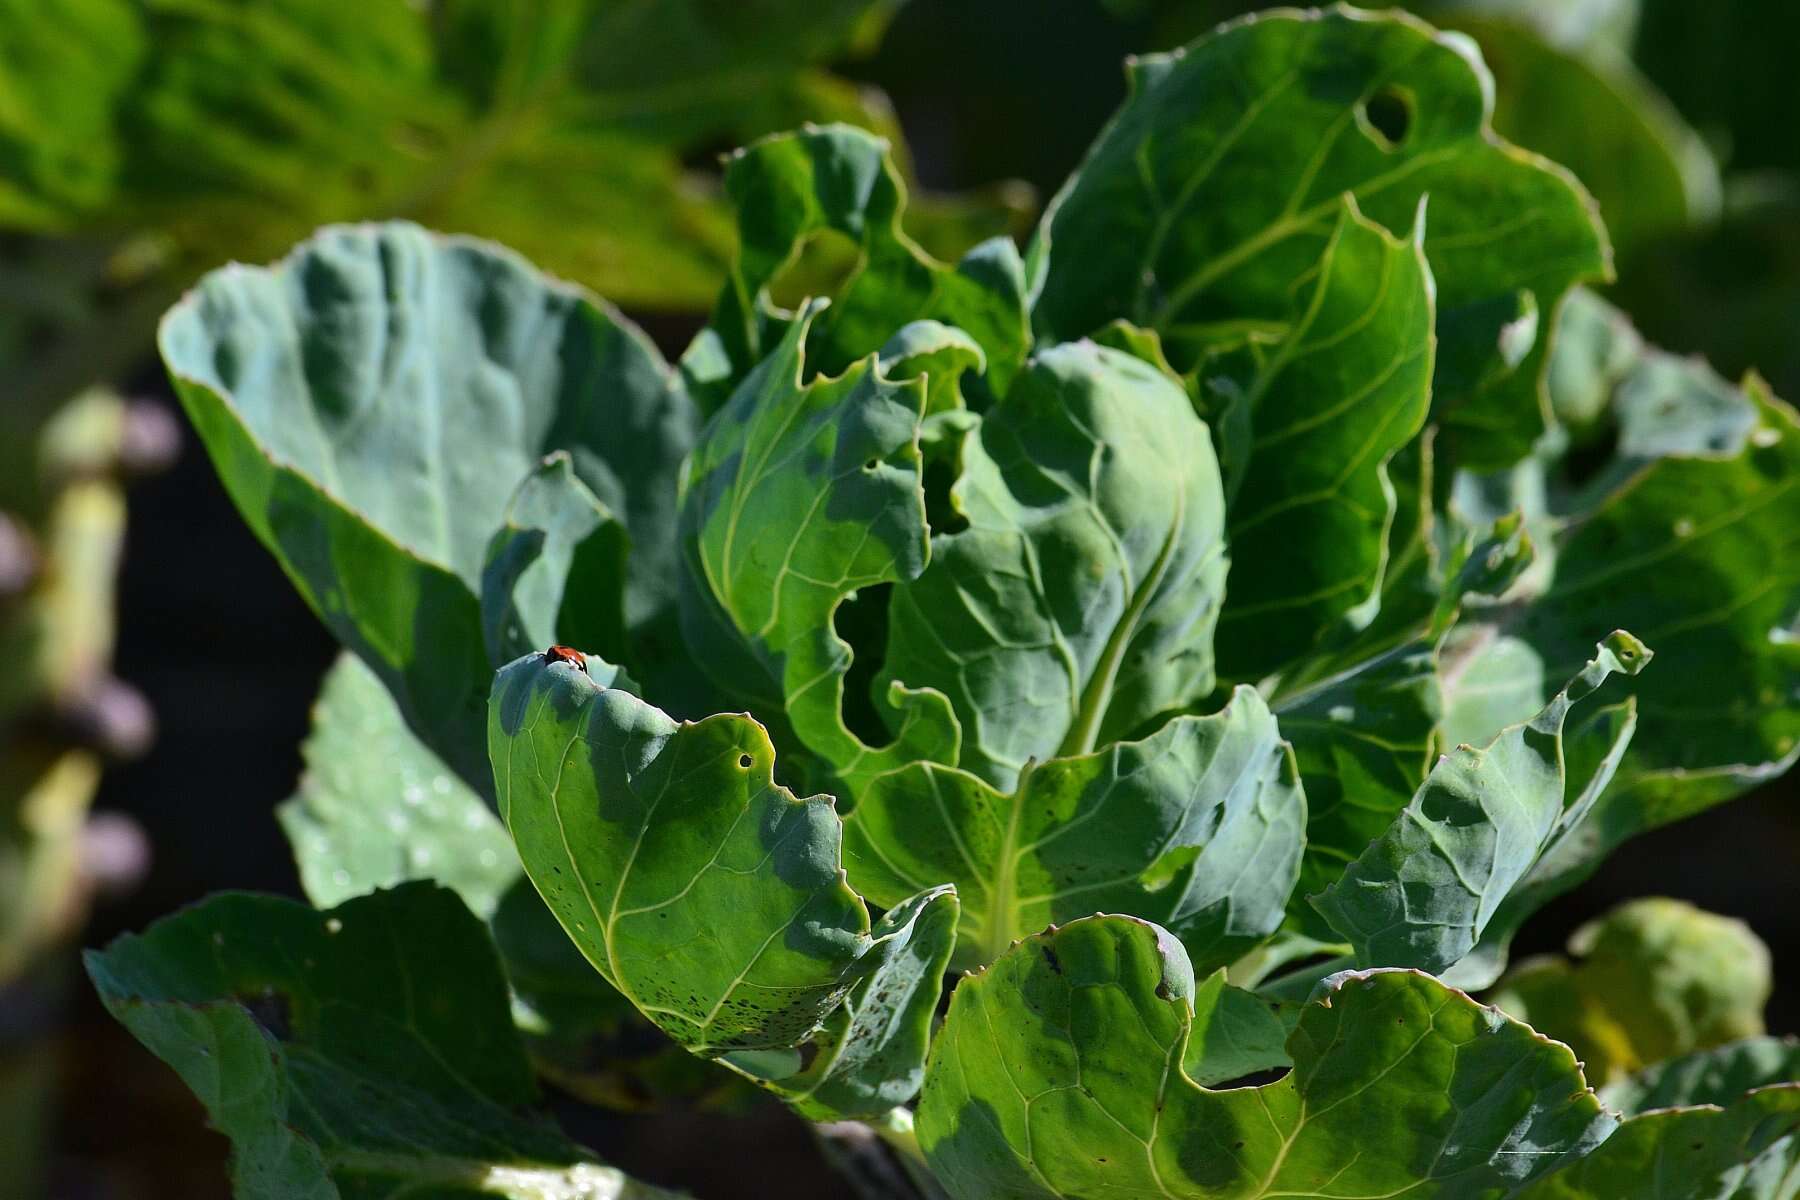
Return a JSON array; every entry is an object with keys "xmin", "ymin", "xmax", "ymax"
[
  {"xmin": 489, "ymin": 651, "xmax": 957, "ymax": 1119},
  {"xmin": 1211, "ymin": 198, "xmax": 1435, "ymax": 679},
  {"xmin": 687, "ymin": 124, "xmax": 1029, "ymax": 409},
  {"xmin": 1313, "ymin": 632, "xmax": 1648, "ymax": 978},
  {"xmin": 845, "ymin": 687, "xmax": 1303, "ymax": 971},
  {"xmin": 677, "ymin": 301, "xmax": 958, "ymax": 792},
  {"xmin": 160, "ymin": 222, "xmax": 697, "ymax": 790},
  {"xmin": 879, "ymin": 341, "xmax": 1229, "ymax": 789},
  {"xmin": 916, "ymin": 914, "xmax": 1612, "ymax": 1199},
  {"xmin": 1033, "ymin": 4, "xmax": 1609, "ymax": 469}
]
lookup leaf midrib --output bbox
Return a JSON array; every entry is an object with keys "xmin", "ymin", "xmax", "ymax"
[{"xmin": 1057, "ymin": 491, "xmax": 1186, "ymax": 759}]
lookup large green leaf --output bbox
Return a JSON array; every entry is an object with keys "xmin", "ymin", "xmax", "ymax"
[
  {"xmin": 1446, "ymin": 15, "xmax": 1716, "ymax": 260},
  {"xmin": 844, "ymin": 686, "xmax": 1303, "ymax": 970},
  {"xmin": 1601, "ymin": 1037, "xmax": 1800, "ymax": 1116},
  {"xmin": 1489, "ymin": 898, "xmax": 1771, "ymax": 1090},
  {"xmin": 1520, "ymin": 1087, "xmax": 1800, "ymax": 1200},
  {"xmin": 676, "ymin": 299, "xmax": 959, "ymax": 791},
  {"xmin": 489, "ymin": 650, "xmax": 958, "ymax": 1120},
  {"xmin": 1032, "ymin": 4, "xmax": 1610, "ymax": 470},
  {"xmin": 85, "ymin": 883, "xmax": 683, "ymax": 1200},
  {"xmin": 1561, "ymin": 1038, "xmax": 1800, "ymax": 1198},
  {"xmin": 1515, "ymin": 380, "xmax": 1800, "ymax": 814},
  {"xmin": 879, "ymin": 341, "xmax": 1229, "ymax": 790},
  {"xmin": 685, "ymin": 125, "xmax": 1030, "ymax": 411},
  {"xmin": 161, "ymin": 222, "xmax": 697, "ymax": 790},
  {"xmin": 916, "ymin": 914, "xmax": 1613, "ymax": 1199},
  {"xmin": 1312, "ymin": 631, "xmax": 1648, "ymax": 977},
  {"xmin": 1209, "ymin": 197, "xmax": 1434, "ymax": 679}
]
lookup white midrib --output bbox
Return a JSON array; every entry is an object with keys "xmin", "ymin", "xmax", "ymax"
[
  {"xmin": 1057, "ymin": 493, "xmax": 1186, "ymax": 759},
  {"xmin": 984, "ymin": 758, "xmax": 1037, "ymax": 965}
]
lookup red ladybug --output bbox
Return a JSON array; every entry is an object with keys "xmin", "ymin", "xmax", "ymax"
[{"xmin": 542, "ymin": 644, "xmax": 587, "ymax": 668}]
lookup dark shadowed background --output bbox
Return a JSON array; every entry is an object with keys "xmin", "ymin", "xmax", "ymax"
[{"xmin": 32, "ymin": 2, "xmax": 1800, "ymax": 1196}]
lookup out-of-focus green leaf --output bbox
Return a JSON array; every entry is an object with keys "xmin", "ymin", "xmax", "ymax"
[
  {"xmin": 8, "ymin": 0, "xmax": 945, "ymax": 312},
  {"xmin": 160, "ymin": 223, "xmax": 697, "ymax": 791},
  {"xmin": 1490, "ymin": 898, "xmax": 1771, "ymax": 1088},
  {"xmin": 1520, "ymin": 1086, "xmax": 1800, "ymax": 1200},
  {"xmin": 1602, "ymin": 1037, "xmax": 1800, "ymax": 1115},
  {"xmin": 1517, "ymin": 381, "xmax": 1800, "ymax": 807},
  {"xmin": 1560, "ymin": 1038, "xmax": 1800, "ymax": 1200},
  {"xmin": 676, "ymin": 300, "xmax": 958, "ymax": 792},
  {"xmin": 1444, "ymin": 16, "xmax": 1716, "ymax": 259},
  {"xmin": 85, "ymin": 883, "xmax": 685, "ymax": 1200},
  {"xmin": 845, "ymin": 687, "xmax": 1303, "ymax": 971},
  {"xmin": 1208, "ymin": 197, "xmax": 1434, "ymax": 679},
  {"xmin": 1313, "ymin": 632, "xmax": 1648, "ymax": 977},
  {"xmin": 0, "ymin": 0, "xmax": 140, "ymax": 228},
  {"xmin": 1032, "ymin": 4, "xmax": 1610, "ymax": 471},
  {"xmin": 879, "ymin": 341, "xmax": 1228, "ymax": 789},
  {"xmin": 489, "ymin": 650, "xmax": 958, "ymax": 1120},
  {"xmin": 684, "ymin": 124, "xmax": 1029, "ymax": 412},
  {"xmin": 916, "ymin": 914, "xmax": 1613, "ymax": 1200},
  {"xmin": 281, "ymin": 655, "xmax": 517, "ymax": 918}
]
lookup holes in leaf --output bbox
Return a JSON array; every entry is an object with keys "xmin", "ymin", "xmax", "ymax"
[
  {"xmin": 834, "ymin": 583, "xmax": 893, "ymax": 748},
  {"xmin": 1209, "ymin": 1066, "xmax": 1292, "ymax": 1091},
  {"xmin": 1358, "ymin": 85, "xmax": 1413, "ymax": 151},
  {"xmin": 738, "ymin": 753, "xmax": 754, "ymax": 770},
  {"xmin": 238, "ymin": 988, "xmax": 293, "ymax": 1041},
  {"xmin": 864, "ymin": 457, "xmax": 880, "ymax": 472}
]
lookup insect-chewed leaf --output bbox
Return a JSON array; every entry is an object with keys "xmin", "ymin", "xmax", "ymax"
[
  {"xmin": 878, "ymin": 340, "xmax": 1229, "ymax": 790},
  {"xmin": 488, "ymin": 650, "xmax": 958, "ymax": 1120},
  {"xmin": 160, "ymin": 222, "xmax": 697, "ymax": 793},
  {"xmin": 677, "ymin": 298, "xmax": 961, "ymax": 794},
  {"xmin": 845, "ymin": 687, "xmax": 1303, "ymax": 972},
  {"xmin": 1032, "ymin": 4, "xmax": 1610, "ymax": 471},
  {"xmin": 915, "ymin": 914, "xmax": 1614, "ymax": 1200},
  {"xmin": 684, "ymin": 124, "xmax": 1029, "ymax": 411}
]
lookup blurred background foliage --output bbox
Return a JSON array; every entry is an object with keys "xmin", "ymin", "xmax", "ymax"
[{"xmin": 3, "ymin": 1, "xmax": 1798, "ymax": 1196}]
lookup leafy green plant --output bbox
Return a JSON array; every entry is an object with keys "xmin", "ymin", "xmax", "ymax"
[{"xmin": 93, "ymin": 6, "xmax": 1800, "ymax": 1197}]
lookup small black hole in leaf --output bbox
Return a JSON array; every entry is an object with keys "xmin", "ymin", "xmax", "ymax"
[
  {"xmin": 239, "ymin": 989, "xmax": 292, "ymax": 1041},
  {"xmin": 738, "ymin": 753, "xmax": 754, "ymax": 769},
  {"xmin": 1209, "ymin": 1066, "xmax": 1292, "ymax": 1090},
  {"xmin": 864, "ymin": 458, "xmax": 880, "ymax": 472},
  {"xmin": 1360, "ymin": 86, "xmax": 1412, "ymax": 150}
]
